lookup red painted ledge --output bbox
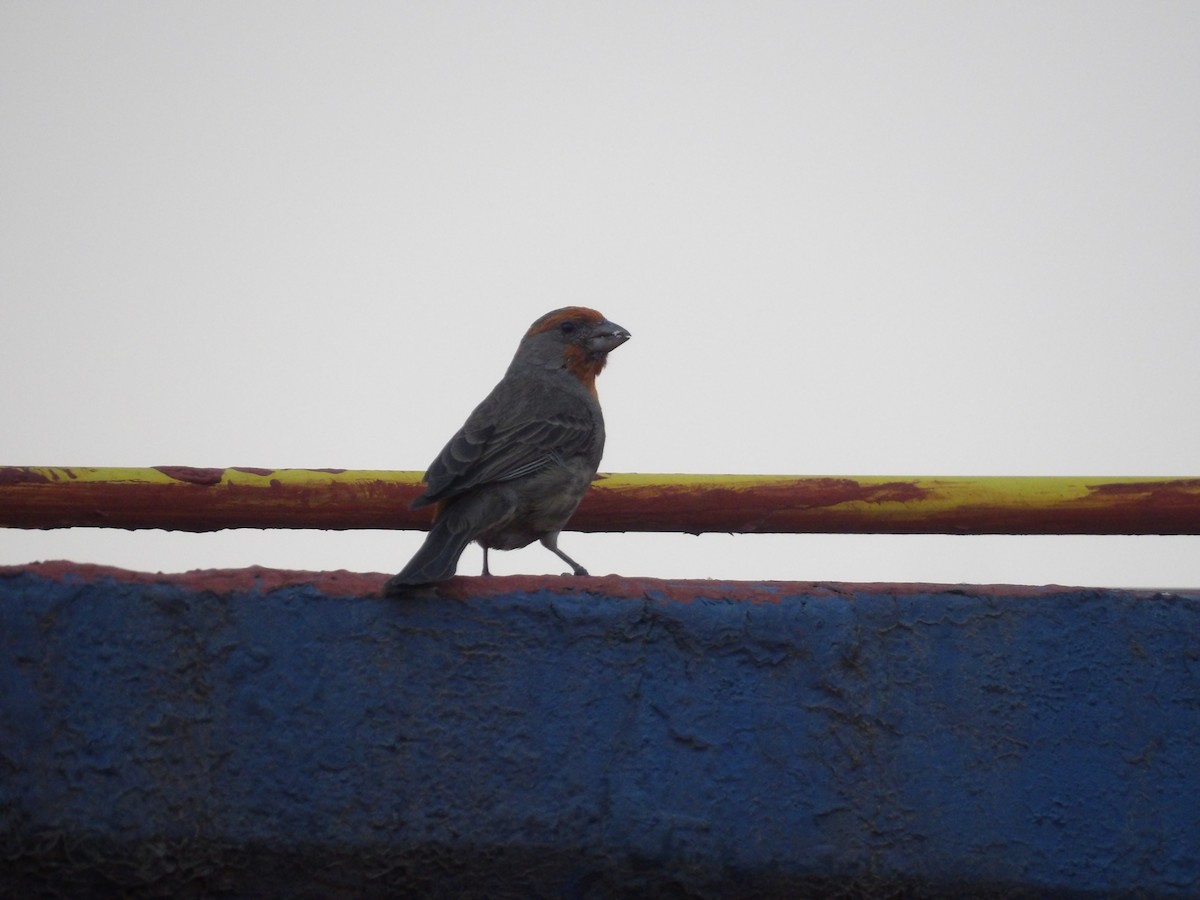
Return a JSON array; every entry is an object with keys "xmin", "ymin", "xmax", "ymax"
[{"xmin": 2, "ymin": 560, "xmax": 1123, "ymax": 603}]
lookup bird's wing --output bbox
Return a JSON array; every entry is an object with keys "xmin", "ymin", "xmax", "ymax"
[{"xmin": 414, "ymin": 401, "xmax": 596, "ymax": 508}]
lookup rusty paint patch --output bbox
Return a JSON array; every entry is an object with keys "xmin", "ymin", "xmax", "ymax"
[
  {"xmin": 1086, "ymin": 478, "xmax": 1200, "ymax": 495},
  {"xmin": 0, "ymin": 468, "xmax": 52, "ymax": 485},
  {"xmin": 577, "ymin": 477, "xmax": 937, "ymax": 533},
  {"xmin": 153, "ymin": 466, "xmax": 225, "ymax": 485}
]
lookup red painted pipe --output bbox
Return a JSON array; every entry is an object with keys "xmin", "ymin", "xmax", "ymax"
[{"xmin": 2, "ymin": 467, "xmax": 1199, "ymax": 535}]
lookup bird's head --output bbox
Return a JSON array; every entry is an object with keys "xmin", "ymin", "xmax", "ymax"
[{"xmin": 518, "ymin": 307, "xmax": 631, "ymax": 396}]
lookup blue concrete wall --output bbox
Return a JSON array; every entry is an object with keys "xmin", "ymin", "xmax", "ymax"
[{"xmin": 2, "ymin": 566, "xmax": 1199, "ymax": 897}]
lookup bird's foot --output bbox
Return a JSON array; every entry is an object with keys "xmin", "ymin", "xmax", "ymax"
[{"xmin": 382, "ymin": 576, "xmax": 440, "ymax": 600}]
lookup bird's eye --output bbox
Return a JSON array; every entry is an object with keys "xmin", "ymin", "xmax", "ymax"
[{"xmin": 560, "ymin": 321, "xmax": 577, "ymax": 335}]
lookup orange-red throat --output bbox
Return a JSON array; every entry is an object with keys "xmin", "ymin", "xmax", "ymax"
[{"xmin": 561, "ymin": 343, "xmax": 606, "ymax": 399}]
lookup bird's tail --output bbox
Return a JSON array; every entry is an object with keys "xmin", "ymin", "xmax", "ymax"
[{"xmin": 384, "ymin": 514, "xmax": 474, "ymax": 595}]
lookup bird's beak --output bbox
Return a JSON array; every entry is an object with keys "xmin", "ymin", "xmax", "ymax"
[{"xmin": 586, "ymin": 320, "xmax": 631, "ymax": 354}]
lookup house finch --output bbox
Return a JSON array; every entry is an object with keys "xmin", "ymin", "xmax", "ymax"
[{"xmin": 384, "ymin": 307, "xmax": 630, "ymax": 595}]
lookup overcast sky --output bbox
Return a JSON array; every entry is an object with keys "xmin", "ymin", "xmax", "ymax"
[{"xmin": 3, "ymin": 2, "xmax": 1198, "ymax": 587}]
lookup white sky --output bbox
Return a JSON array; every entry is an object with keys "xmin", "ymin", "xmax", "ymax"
[{"xmin": 2, "ymin": 2, "xmax": 1198, "ymax": 587}]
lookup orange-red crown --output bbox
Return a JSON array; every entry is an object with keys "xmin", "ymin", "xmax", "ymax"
[{"xmin": 523, "ymin": 306, "xmax": 607, "ymax": 341}]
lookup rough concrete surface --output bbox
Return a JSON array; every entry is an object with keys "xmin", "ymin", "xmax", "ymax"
[{"xmin": 2, "ymin": 563, "xmax": 1198, "ymax": 898}]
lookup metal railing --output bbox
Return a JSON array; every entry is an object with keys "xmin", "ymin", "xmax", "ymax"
[{"xmin": 3, "ymin": 467, "xmax": 1199, "ymax": 534}]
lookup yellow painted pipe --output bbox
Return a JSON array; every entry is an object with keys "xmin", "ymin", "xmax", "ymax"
[{"xmin": 2, "ymin": 467, "xmax": 1199, "ymax": 535}]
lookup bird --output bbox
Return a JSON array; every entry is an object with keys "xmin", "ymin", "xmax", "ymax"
[{"xmin": 384, "ymin": 307, "xmax": 630, "ymax": 596}]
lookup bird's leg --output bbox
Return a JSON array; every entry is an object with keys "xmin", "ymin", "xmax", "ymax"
[
  {"xmin": 481, "ymin": 546, "xmax": 491, "ymax": 576},
  {"xmin": 541, "ymin": 533, "xmax": 588, "ymax": 577}
]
